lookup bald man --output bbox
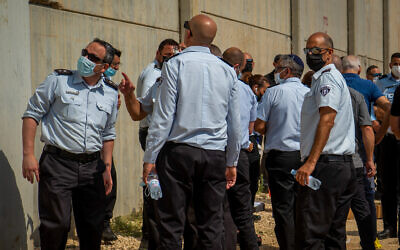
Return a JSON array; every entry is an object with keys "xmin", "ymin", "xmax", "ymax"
[
  {"xmin": 142, "ymin": 14, "xmax": 241, "ymax": 249},
  {"xmin": 295, "ymin": 32, "xmax": 356, "ymax": 249},
  {"xmin": 223, "ymin": 47, "xmax": 259, "ymax": 249}
]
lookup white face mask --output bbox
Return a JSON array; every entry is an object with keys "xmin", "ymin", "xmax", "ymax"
[
  {"xmin": 372, "ymin": 76, "xmax": 379, "ymax": 83},
  {"xmin": 392, "ymin": 65, "xmax": 400, "ymax": 78}
]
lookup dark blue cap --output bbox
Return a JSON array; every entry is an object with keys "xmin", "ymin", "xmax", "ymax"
[{"xmin": 288, "ymin": 54, "xmax": 304, "ymax": 69}]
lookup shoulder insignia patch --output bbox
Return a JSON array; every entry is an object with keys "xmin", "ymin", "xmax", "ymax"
[
  {"xmin": 321, "ymin": 69, "xmax": 331, "ymax": 74},
  {"xmin": 54, "ymin": 69, "xmax": 73, "ymax": 75},
  {"xmin": 103, "ymin": 78, "xmax": 118, "ymax": 91},
  {"xmin": 219, "ymin": 57, "xmax": 233, "ymax": 67},
  {"xmin": 320, "ymin": 86, "xmax": 331, "ymax": 96}
]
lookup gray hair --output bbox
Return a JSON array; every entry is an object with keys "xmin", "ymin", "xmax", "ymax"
[
  {"xmin": 279, "ymin": 55, "xmax": 304, "ymax": 78},
  {"xmin": 342, "ymin": 55, "xmax": 361, "ymax": 71}
]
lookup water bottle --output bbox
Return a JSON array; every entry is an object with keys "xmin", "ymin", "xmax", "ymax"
[
  {"xmin": 290, "ymin": 169, "xmax": 321, "ymax": 190},
  {"xmin": 147, "ymin": 174, "xmax": 163, "ymax": 200}
]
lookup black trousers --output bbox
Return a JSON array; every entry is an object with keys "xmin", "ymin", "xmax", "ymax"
[
  {"xmin": 156, "ymin": 142, "xmax": 226, "ymax": 249},
  {"xmin": 266, "ymin": 150, "xmax": 301, "ymax": 250},
  {"xmin": 378, "ymin": 134, "xmax": 400, "ymax": 233},
  {"xmin": 350, "ymin": 167, "xmax": 375, "ymax": 250},
  {"xmin": 104, "ymin": 158, "xmax": 117, "ymax": 225},
  {"xmin": 223, "ymin": 196, "xmax": 237, "ymax": 250},
  {"xmin": 295, "ymin": 156, "xmax": 356, "ymax": 250},
  {"xmin": 248, "ymin": 135, "xmax": 261, "ymax": 206},
  {"xmin": 38, "ymin": 151, "xmax": 105, "ymax": 250},
  {"xmin": 226, "ymin": 150, "xmax": 259, "ymax": 250}
]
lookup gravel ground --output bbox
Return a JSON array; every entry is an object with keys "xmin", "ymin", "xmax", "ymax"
[{"xmin": 65, "ymin": 193, "xmax": 399, "ymax": 249}]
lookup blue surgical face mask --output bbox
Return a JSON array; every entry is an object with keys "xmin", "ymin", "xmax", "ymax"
[
  {"xmin": 77, "ymin": 56, "xmax": 102, "ymax": 77},
  {"xmin": 274, "ymin": 72, "xmax": 283, "ymax": 84},
  {"xmin": 238, "ymin": 72, "xmax": 242, "ymax": 80},
  {"xmin": 104, "ymin": 67, "xmax": 116, "ymax": 77}
]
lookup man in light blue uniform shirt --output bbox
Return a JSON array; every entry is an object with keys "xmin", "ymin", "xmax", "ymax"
[
  {"xmin": 295, "ymin": 32, "xmax": 355, "ymax": 249},
  {"xmin": 140, "ymin": 15, "xmax": 241, "ymax": 249},
  {"xmin": 22, "ymin": 38, "xmax": 118, "ymax": 250},
  {"xmin": 136, "ymin": 39, "xmax": 179, "ymax": 151},
  {"xmin": 374, "ymin": 52, "xmax": 400, "ymax": 239},
  {"xmin": 255, "ymin": 54, "xmax": 308, "ymax": 250},
  {"xmin": 222, "ymin": 47, "xmax": 259, "ymax": 249}
]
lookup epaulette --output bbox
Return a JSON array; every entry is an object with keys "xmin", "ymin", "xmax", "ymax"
[
  {"xmin": 165, "ymin": 52, "xmax": 181, "ymax": 62},
  {"xmin": 103, "ymin": 78, "xmax": 118, "ymax": 91},
  {"xmin": 379, "ymin": 74, "xmax": 388, "ymax": 80},
  {"xmin": 219, "ymin": 57, "xmax": 233, "ymax": 67},
  {"xmin": 321, "ymin": 69, "xmax": 331, "ymax": 74},
  {"xmin": 54, "ymin": 69, "xmax": 73, "ymax": 75}
]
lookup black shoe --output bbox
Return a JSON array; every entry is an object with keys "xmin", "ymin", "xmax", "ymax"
[
  {"xmin": 253, "ymin": 214, "xmax": 261, "ymax": 221},
  {"xmin": 377, "ymin": 228, "xmax": 396, "ymax": 239},
  {"xmin": 102, "ymin": 223, "xmax": 118, "ymax": 241}
]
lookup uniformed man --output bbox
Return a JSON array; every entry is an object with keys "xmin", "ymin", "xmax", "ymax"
[
  {"xmin": 295, "ymin": 32, "xmax": 356, "ymax": 249},
  {"xmin": 375, "ymin": 52, "xmax": 400, "ymax": 239},
  {"xmin": 255, "ymin": 54, "xmax": 308, "ymax": 250},
  {"xmin": 22, "ymin": 38, "xmax": 118, "ymax": 250},
  {"xmin": 142, "ymin": 14, "xmax": 241, "ymax": 249},
  {"xmin": 222, "ymin": 47, "xmax": 259, "ymax": 249},
  {"xmin": 366, "ymin": 65, "xmax": 382, "ymax": 83},
  {"xmin": 391, "ymin": 85, "xmax": 400, "ymax": 139},
  {"xmin": 102, "ymin": 47, "xmax": 122, "ymax": 242}
]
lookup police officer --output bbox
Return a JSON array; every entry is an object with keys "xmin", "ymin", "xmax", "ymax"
[
  {"xmin": 22, "ymin": 38, "xmax": 118, "ymax": 250},
  {"xmin": 142, "ymin": 14, "xmax": 241, "ymax": 249},
  {"xmin": 222, "ymin": 47, "xmax": 259, "ymax": 249},
  {"xmin": 391, "ymin": 85, "xmax": 400, "ymax": 138},
  {"xmin": 375, "ymin": 52, "xmax": 400, "ymax": 239},
  {"xmin": 295, "ymin": 32, "xmax": 356, "ymax": 249},
  {"xmin": 255, "ymin": 54, "xmax": 308, "ymax": 250},
  {"xmin": 102, "ymin": 48, "xmax": 122, "ymax": 242}
]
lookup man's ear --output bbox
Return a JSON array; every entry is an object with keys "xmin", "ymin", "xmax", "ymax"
[{"xmin": 101, "ymin": 63, "xmax": 109, "ymax": 73}]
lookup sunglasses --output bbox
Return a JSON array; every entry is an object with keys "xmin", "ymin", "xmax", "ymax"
[
  {"xmin": 303, "ymin": 47, "xmax": 330, "ymax": 55},
  {"xmin": 370, "ymin": 73, "xmax": 382, "ymax": 77},
  {"xmin": 184, "ymin": 21, "xmax": 192, "ymax": 36},
  {"xmin": 81, "ymin": 49, "xmax": 103, "ymax": 63}
]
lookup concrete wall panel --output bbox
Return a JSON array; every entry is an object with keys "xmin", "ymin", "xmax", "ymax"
[
  {"xmin": 201, "ymin": 0, "xmax": 291, "ymax": 36},
  {"xmin": 56, "ymin": 0, "xmax": 179, "ymax": 31},
  {"xmin": 30, "ymin": 5, "xmax": 179, "ymax": 215},
  {"xmin": 384, "ymin": 0, "xmax": 400, "ymax": 73},
  {"xmin": 210, "ymin": 14, "xmax": 291, "ymax": 75}
]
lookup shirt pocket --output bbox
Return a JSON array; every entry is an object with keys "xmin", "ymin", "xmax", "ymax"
[
  {"xmin": 59, "ymin": 94, "xmax": 84, "ymax": 123},
  {"xmin": 92, "ymin": 101, "xmax": 113, "ymax": 130}
]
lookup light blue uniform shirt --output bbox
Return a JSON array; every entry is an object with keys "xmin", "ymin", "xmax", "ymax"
[
  {"xmin": 258, "ymin": 77, "xmax": 309, "ymax": 152},
  {"xmin": 137, "ymin": 78, "xmax": 162, "ymax": 115},
  {"xmin": 376, "ymin": 73, "xmax": 400, "ymax": 103},
  {"xmin": 238, "ymin": 80, "xmax": 258, "ymax": 149},
  {"xmin": 23, "ymin": 70, "xmax": 118, "ymax": 153},
  {"xmin": 136, "ymin": 60, "xmax": 161, "ymax": 128},
  {"xmin": 143, "ymin": 46, "xmax": 241, "ymax": 166},
  {"xmin": 300, "ymin": 64, "xmax": 355, "ymax": 160}
]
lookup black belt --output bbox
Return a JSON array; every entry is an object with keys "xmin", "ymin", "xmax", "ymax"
[
  {"xmin": 44, "ymin": 145, "xmax": 100, "ymax": 163},
  {"xmin": 318, "ymin": 154, "xmax": 352, "ymax": 162}
]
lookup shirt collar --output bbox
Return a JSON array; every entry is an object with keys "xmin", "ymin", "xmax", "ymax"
[
  {"xmin": 312, "ymin": 63, "xmax": 335, "ymax": 80},
  {"xmin": 281, "ymin": 77, "xmax": 301, "ymax": 85},
  {"xmin": 73, "ymin": 71, "xmax": 103, "ymax": 89},
  {"xmin": 153, "ymin": 59, "xmax": 161, "ymax": 69},
  {"xmin": 182, "ymin": 46, "xmax": 211, "ymax": 54},
  {"xmin": 388, "ymin": 73, "xmax": 400, "ymax": 82}
]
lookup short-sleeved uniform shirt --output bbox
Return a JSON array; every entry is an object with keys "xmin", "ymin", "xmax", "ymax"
[
  {"xmin": 300, "ymin": 64, "xmax": 355, "ymax": 160},
  {"xmin": 257, "ymin": 77, "xmax": 309, "ymax": 152},
  {"xmin": 376, "ymin": 73, "xmax": 400, "ymax": 103},
  {"xmin": 348, "ymin": 87, "xmax": 372, "ymax": 168},
  {"xmin": 238, "ymin": 80, "xmax": 258, "ymax": 149},
  {"xmin": 23, "ymin": 70, "xmax": 118, "ymax": 153}
]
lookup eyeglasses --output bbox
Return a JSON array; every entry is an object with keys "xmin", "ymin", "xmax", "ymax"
[
  {"xmin": 184, "ymin": 21, "xmax": 192, "ymax": 35},
  {"xmin": 303, "ymin": 47, "xmax": 330, "ymax": 55},
  {"xmin": 81, "ymin": 49, "xmax": 103, "ymax": 63}
]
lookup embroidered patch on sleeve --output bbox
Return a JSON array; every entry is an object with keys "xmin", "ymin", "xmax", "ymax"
[{"xmin": 320, "ymin": 86, "xmax": 331, "ymax": 96}]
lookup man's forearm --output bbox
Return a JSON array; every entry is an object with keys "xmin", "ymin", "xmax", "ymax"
[
  {"xmin": 102, "ymin": 140, "xmax": 114, "ymax": 170},
  {"xmin": 306, "ymin": 112, "xmax": 335, "ymax": 166},
  {"xmin": 124, "ymin": 92, "xmax": 146, "ymax": 121},
  {"xmin": 361, "ymin": 126, "xmax": 375, "ymax": 162},
  {"xmin": 390, "ymin": 115, "xmax": 400, "ymax": 139},
  {"xmin": 22, "ymin": 117, "xmax": 38, "ymax": 156}
]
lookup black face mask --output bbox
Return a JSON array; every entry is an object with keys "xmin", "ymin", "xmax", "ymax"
[{"xmin": 306, "ymin": 53, "xmax": 326, "ymax": 72}]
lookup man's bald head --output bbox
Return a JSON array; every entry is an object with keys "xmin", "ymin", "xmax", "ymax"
[
  {"xmin": 307, "ymin": 32, "xmax": 334, "ymax": 49},
  {"xmin": 222, "ymin": 47, "xmax": 244, "ymax": 68},
  {"xmin": 187, "ymin": 14, "xmax": 217, "ymax": 46}
]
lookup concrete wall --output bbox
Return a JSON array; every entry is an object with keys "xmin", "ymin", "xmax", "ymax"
[
  {"xmin": 3, "ymin": 0, "xmax": 400, "ymax": 248},
  {"xmin": 0, "ymin": 0, "xmax": 36, "ymax": 249}
]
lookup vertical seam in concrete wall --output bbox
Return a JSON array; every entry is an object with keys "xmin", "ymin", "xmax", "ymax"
[{"xmin": 383, "ymin": 0, "xmax": 389, "ymax": 74}]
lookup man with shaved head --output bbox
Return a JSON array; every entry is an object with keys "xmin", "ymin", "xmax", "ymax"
[
  {"xmin": 142, "ymin": 14, "xmax": 241, "ymax": 249},
  {"xmin": 294, "ymin": 32, "xmax": 356, "ymax": 249},
  {"xmin": 223, "ymin": 47, "xmax": 259, "ymax": 249}
]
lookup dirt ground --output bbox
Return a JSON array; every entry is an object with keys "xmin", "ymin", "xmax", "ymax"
[{"xmin": 66, "ymin": 193, "xmax": 400, "ymax": 249}]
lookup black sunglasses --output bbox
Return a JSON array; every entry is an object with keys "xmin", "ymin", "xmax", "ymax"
[
  {"xmin": 81, "ymin": 49, "xmax": 103, "ymax": 63},
  {"xmin": 184, "ymin": 21, "xmax": 192, "ymax": 36},
  {"xmin": 303, "ymin": 47, "xmax": 330, "ymax": 55},
  {"xmin": 370, "ymin": 73, "xmax": 382, "ymax": 77}
]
